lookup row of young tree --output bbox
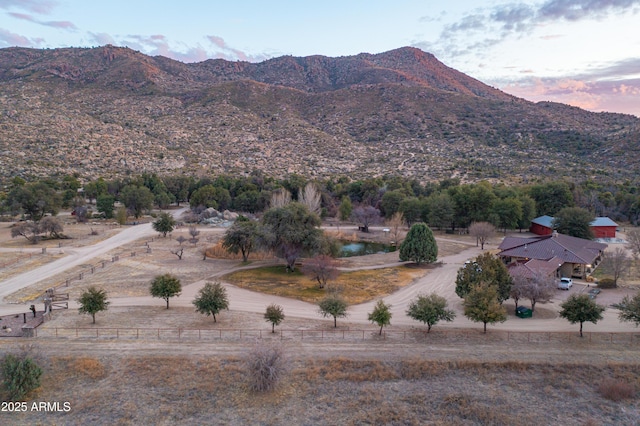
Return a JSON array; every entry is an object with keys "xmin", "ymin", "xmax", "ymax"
[
  {"xmin": 5, "ymin": 172, "xmax": 640, "ymax": 233},
  {"xmin": 80, "ymin": 267, "xmax": 640, "ymax": 338}
]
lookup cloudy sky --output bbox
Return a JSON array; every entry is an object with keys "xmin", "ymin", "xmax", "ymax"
[{"xmin": 1, "ymin": 0, "xmax": 639, "ymax": 116}]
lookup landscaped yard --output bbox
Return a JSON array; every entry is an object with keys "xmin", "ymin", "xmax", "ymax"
[{"xmin": 223, "ymin": 264, "xmax": 427, "ymax": 304}]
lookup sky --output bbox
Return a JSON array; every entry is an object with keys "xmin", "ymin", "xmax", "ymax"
[{"xmin": 1, "ymin": 0, "xmax": 639, "ymax": 116}]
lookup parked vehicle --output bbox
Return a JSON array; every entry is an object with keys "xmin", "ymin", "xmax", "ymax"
[
  {"xmin": 588, "ymin": 288, "xmax": 601, "ymax": 299},
  {"xmin": 557, "ymin": 277, "xmax": 573, "ymax": 290}
]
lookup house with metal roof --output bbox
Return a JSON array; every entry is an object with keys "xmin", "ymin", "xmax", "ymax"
[
  {"xmin": 529, "ymin": 215, "xmax": 618, "ymax": 238},
  {"xmin": 498, "ymin": 232, "xmax": 607, "ymax": 279}
]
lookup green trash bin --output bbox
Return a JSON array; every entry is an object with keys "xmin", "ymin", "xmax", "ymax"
[{"xmin": 515, "ymin": 306, "xmax": 532, "ymax": 318}]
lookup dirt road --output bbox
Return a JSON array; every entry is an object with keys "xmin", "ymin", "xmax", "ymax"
[{"xmin": 0, "ymin": 208, "xmax": 187, "ymax": 308}]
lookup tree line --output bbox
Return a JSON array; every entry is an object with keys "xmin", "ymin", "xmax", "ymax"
[{"xmin": 3, "ymin": 172, "xmax": 640, "ymax": 235}]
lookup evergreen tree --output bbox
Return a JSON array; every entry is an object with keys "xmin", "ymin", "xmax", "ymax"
[{"xmin": 399, "ymin": 223, "xmax": 438, "ymax": 265}]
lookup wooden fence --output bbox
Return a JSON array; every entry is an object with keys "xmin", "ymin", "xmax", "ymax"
[{"xmin": 31, "ymin": 326, "xmax": 640, "ymax": 345}]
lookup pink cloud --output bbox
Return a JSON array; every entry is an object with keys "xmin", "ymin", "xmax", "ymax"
[
  {"xmin": 0, "ymin": 0, "xmax": 56, "ymax": 14},
  {"xmin": 8, "ymin": 12, "xmax": 36, "ymax": 22},
  {"xmin": 89, "ymin": 33, "xmax": 115, "ymax": 45},
  {"xmin": 42, "ymin": 20, "xmax": 76, "ymax": 30},
  {"xmin": 88, "ymin": 33, "xmax": 268, "ymax": 64},
  {"xmin": 0, "ymin": 28, "xmax": 38, "ymax": 47},
  {"xmin": 500, "ymin": 76, "xmax": 640, "ymax": 116},
  {"xmin": 8, "ymin": 10, "xmax": 76, "ymax": 30},
  {"xmin": 207, "ymin": 35, "xmax": 226, "ymax": 49},
  {"xmin": 614, "ymin": 84, "xmax": 640, "ymax": 95},
  {"xmin": 205, "ymin": 35, "xmax": 269, "ymax": 62}
]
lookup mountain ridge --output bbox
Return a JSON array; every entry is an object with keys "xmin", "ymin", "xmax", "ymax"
[{"xmin": 0, "ymin": 45, "xmax": 638, "ymax": 183}]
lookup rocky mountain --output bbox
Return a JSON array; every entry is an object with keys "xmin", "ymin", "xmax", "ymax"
[{"xmin": 0, "ymin": 45, "xmax": 638, "ymax": 184}]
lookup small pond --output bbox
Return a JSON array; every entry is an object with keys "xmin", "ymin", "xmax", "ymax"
[{"xmin": 337, "ymin": 240, "xmax": 396, "ymax": 258}]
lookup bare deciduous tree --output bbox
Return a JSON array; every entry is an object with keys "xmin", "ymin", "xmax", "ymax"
[
  {"xmin": 601, "ymin": 247, "xmax": 632, "ymax": 286},
  {"xmin": 301, "ymin": 255, "xmax": 340, "ymax": 289},
  {"xmin": 625, "ymin": 230, "xmax": 640, "ymax": 259},
  {"xmin": 11, "ymin": 222, "xmax": 41, "ymax": 244},
  {"xmin": 525, "ymin": 273, "xmax": 555, "ymax": 312},
  {"xmin": 200, "ymin": 247, "xmax": 209, "ymax": 261},
  {"xmin": 509, "ymin": 274, "xmax": 527, "ymax": 312},
  {"xmin": 170, "ymin": 247, "xmax": 184, "ymax": 260},
  {"xmin": 39, "ymin": 216, "xmax": 64, "ymax": 239},
  {"xmin": 189, "ymin": 226, "xmax": 200, "ymax": 246},
  {"xmin": 351, "ymin": 205, "xmax": 381, "ymax": 233},
  {"xmin": 469, "ymin": 221, "xmax": 495, "ymax": 250},
  {"xmin": 189, "ymin": 226, "xmax": 200, "ymax": 239},
  {"xmin": 176, "ymin": 235, "xmax": 187, "ymax": 246},
  {"xmin": 386, "ymin": 212, "xmax": 405, "ymax": 245},
  {"xmin": 510, "ymin": 272, "xmax": 555, "ymax": 312},
  {"xmin": 245, "ymin": 341, "xmax": 287, "ymax": 392},
  {"xmin": 298, "ymin": 182, "xmax": 321, "ymax": 215},
  {"xmin": 269, "ymin": 188, "xmax": 291, "ymax": 209}
]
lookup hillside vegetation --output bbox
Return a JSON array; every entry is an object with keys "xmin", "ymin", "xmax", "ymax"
[{"xmin": 0, "ymin": 45, "xmax": 638, "ymax": 183}]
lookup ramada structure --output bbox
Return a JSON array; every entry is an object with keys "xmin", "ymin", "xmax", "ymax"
[
  {"xmin": 529, "ymin": 215, "xmax": 618, "ymax": 238},
  {"xmin": 498, "ymin": 232, "xmax": 608, "ymax": 279}
]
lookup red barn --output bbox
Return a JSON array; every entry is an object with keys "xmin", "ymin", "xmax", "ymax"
[
  {"xmin": 590, "ymin": 217, "xmax": 618, "ymax": 238},
  {"xmin": 530, "ymin": 216, "xmax": 617, "ymax": 239},
  {"xmin": 529, "ymin": 215, "xmax": 554, "ymax": 235}
]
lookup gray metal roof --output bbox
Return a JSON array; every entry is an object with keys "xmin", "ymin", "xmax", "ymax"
[{"xmin": 498, "ymin": 233, "xmax": 607, "ymax": 265}]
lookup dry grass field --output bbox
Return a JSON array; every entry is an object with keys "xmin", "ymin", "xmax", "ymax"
[{"xmin": 1, "ymin": 335, "xmax": 639, "ymax": 425}]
